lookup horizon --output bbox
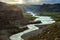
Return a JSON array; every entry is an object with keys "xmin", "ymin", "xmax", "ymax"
[{"xmin": 0, "ymin": 0, "xmax": 60, "ymax": 5}]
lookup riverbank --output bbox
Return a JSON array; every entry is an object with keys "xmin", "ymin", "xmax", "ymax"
[
  {"xmin": 21, "ymin": 24, "xmax": 49, "ymax": 39},
  {"xmin": 37, "ymin": 12, "xmax": 60, "ymax": 22}
]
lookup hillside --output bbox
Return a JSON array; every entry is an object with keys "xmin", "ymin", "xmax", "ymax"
[
  {"xmin": 0, "ymin": 2, "xmax": 29, "ymax": 40},
  {"xmin": 40, "ymin": 3, "xmax": 60, "ymax": 12},
  {"xmin": 25, "ymin": 22, "xmax": 60, "ymax": 40}
]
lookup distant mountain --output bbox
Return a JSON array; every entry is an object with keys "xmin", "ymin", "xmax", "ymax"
[
  {"xmin": 17, "ymin": 5, "xmax": 41, "ymax": 12},
  {"xmin": 40, "ymin": 3, "xmax": 60, "ymax": 12},
  {"xmin": 17, "ymin": 3, "xmax": 60, "ymax": 12}
]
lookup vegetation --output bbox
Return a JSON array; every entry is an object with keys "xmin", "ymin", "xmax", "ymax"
[
  {"xmin": 23, "ymin": 13, "xmax": 36, "ymax": 21},
  {"xmin": 26, "ymin": 22, "xmax": 60, "ymax": 40},
  {"xmin": 38, "ymin": 12, "xmax": 60, "ymax": 22},
  {"xmin": 23, "ymin": 13, "xmax": 41, "ymax": 24},
  {"xmin": 40, "ymin": 4, "xmax": 60, "ymax": 12}
]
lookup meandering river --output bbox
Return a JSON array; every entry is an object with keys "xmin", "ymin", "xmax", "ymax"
[{"xmin": 10, "ymin": 12, "xmax": 55, "ymax": 40}]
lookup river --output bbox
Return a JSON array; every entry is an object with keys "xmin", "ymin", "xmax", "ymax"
[{"xmin": 10, "ymin": 12, "xmax": 55, "ymax": 40}]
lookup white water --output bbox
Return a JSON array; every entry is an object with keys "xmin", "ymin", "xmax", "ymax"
[{"xmin": 10, "ymin": 12, "xmax": 55, "ymax": 40}]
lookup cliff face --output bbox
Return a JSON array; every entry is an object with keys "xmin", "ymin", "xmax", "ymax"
[
  {"xmin": 0, "ymin": 2, "xmax": 28, "ymax": 40},
  {"xmin": 0, "ymin": 2, "xmax": 27, "ymax": 29}
]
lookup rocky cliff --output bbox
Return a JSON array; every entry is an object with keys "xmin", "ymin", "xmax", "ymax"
[{"xmin": 0, "ymin": 2, "xmax": 28, "ymax": 40}]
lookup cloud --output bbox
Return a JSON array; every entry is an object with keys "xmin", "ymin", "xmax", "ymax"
[
  {"xmin": 0, "ymin": 0, "xmax": 41, "ymax": 4},
  {"xmin": 41, "ymin": 0, "xmax": 60, "ymax": 4},
  {"xmin": 0, "ymin": 0, "xmax": 25, "ymax": 4},
  {"xmin": 25, "ymin": 0, "xmax": 60, "ymax": 4},
  {"xmin": 24, "ymin": 0, "xmax": 41, "ymax": 4},
  {"xmin": 0, "ymin": 0, "xmax": 60, "ymax": 4}
]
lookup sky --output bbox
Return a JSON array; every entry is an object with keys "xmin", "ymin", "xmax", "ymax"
[
  {"xmin": 41, "ymin": 0, "xmax": 60, "ymax": 4},
  {"xmin": 0, "ymin": 0, "xmax": 60, "ymax": 4}
]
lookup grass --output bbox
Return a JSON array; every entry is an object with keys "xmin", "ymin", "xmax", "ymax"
[{"xmin": 23, "ymin": 13, "xmax": 36, "ymax": 21}]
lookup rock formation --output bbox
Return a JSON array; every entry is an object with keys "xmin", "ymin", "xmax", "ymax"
[{"xmin": 0, "ymin": 2, "xmax": 28, "ymax": 40}]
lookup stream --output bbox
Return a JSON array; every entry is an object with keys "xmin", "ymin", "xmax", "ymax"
[{"xmin": 10, "ymin": 12, "xmax": 55, "ymax": 40}]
